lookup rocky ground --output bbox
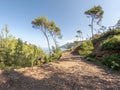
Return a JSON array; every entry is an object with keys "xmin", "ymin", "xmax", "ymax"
[{"xmin": 0, "ymin": 52, "xmax": 120, "ymax": 90}]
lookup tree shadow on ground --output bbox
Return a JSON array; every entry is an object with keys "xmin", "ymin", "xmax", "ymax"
[
  {"xmin": 40, "ymin": 64, "xmax": 120, "ymax": 90},
  {"xmin": 70, "ymin": 54, "xmax": 120, "ymax": 75},
  {"xmin": 0, "ymin": 63, "xmax": 119, "ymax": 90}
]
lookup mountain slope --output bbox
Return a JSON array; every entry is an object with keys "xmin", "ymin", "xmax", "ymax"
[{"xmin": 93, "ymin": 28, "xmax": 120, "ymax": 57}]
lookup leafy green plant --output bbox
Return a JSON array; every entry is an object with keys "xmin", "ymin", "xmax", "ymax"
[
  {"xmin": 92, "ymin": 28, "xmax": 120, "ymax": 45},
  {"xmin": 0, "ymin": 27, "xmax": 45, "ymax": 69},
  {"xmin": 86, "ymin": 57, "xmax": 95, "ymax": 62},
  {"xmin": 101, "ymin": 37, "xmax": 120, "ymax": 50},
  {"xmin": 79, "ymin": 50, "xmax": 92, "ymax": 56},
  {"xmin": 48, "ymin": 46, "xmax": 62, "ymax": 62},
  {"xmin": 79, "ymin": 40, "xmax": 94, "ymax": 56},
  {"xmin": 101, "ymin": 54, "xmax": 120, "ymax": 70},
  {"xmin": 79, "ymin": 26, "xmax": 120, "ymax": 71}
]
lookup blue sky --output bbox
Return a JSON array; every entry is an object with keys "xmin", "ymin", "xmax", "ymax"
[{"xmin": 0, "ymin": 0, "xmax": 120, "ymax": 48}]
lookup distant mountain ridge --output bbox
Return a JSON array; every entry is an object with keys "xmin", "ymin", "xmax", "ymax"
[
  {"xmin": 60, "ymin": 42, "xmax": 75, "ymax": 49},
  {"xmin": 60, "ymin": 40, "xmax": 83, "ymax": 49}
]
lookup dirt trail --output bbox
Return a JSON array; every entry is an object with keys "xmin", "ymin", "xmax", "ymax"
[{"xmin": 0, "ymin": 52, "xmax": 120, "ymax": 90}]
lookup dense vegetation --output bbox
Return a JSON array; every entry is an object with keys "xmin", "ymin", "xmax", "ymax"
[
  {"xmin": 69, "ymin": 6, "xmax": 120, "ymax": 71},
  {"xmin": 73, "ymin": 28, "xmax": 120, "ymax": 70},
  {"xmin": 0, "ymin": 26, "xmax": 47, "ymax": 69},
  {"xmin": 0, "ymin": 15, "xmax": 63, "ymax": 70},
  {"xmin": 0, "ymin": 25, "xmax": 62, "ymax": 70},
  {"xmin": 79, "ymin": 40, "xmax": 94, "ymax": 56},
  {"xmin": 92, "ymin": 28, "xmax": 120, "ymax": 70}
]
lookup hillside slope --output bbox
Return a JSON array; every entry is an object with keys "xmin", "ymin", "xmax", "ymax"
[
  {"xmin": 92, "ymin": 28, "xmax": 120, "ymax": 70},
  {"xmin": 93, "ymin": 28, "xmax": 120, "ymax": 57},
  {"xmin": 0, "ymin": 52, "xmax": 120, "ymax": 90},
  {"xmin": 72, "ymin": 28, "xmax": 120, "ymax": 70}
]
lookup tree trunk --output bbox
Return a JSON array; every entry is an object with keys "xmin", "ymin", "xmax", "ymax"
[
  {"xmin": 43, "ymin": 32, "xmax": 51, "ymax": 55},
  {"xmin": 50, "ymin": 33, "xmax": 58, "ymax": 49},
  {"xmin": 91, "ymin": 17, "xmax": 94, "ymax": 37}
]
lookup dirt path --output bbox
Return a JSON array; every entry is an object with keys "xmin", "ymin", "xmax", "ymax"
[{"xmin": 0, "ymin": 52, "xmax": 120, "ymax": 90}]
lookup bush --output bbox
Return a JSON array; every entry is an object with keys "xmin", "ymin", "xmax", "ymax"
[
  {"xmin": 0, "ymin": 37, "xmax": 45, "ymax": 69},
  {"xmin": 79, "ymin": 50, "xmax": 92, "ymax": 56},
  {"xmin": 81, "ymin": 40, "xmax": 94, "ymax": 50},
  {"xmin": 101, "ymin": 37, "xmax": 120, "ymax": 50},
  {"xmin": 48, "ymin": 47, "xmax": 62, "ymax": 62},
  {"xmin": 86, "ymin": 29, "xmax": 120, "ymax": 71},
  {"xmin": 86, "ymin": 57, "xmax": 95, "ymax": 62},
  {"xmin": 92, "ymin": 28, "xmax": 120, "ymax": 45},
  {"xmin": 101, "ymin": 54, "xmax": 120, "ymax": 70},
  {"xmin": 79, "ymin": 40, "xmax": 94, "ymax": 56}
]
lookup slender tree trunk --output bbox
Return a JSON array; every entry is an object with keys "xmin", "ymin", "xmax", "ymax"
[
  {"xmin": 54, "ymin": 38, "xmax": 57, "ymax": 48},
  {"xmin": 50, "ymin": 33, "xmax": 58, "ymax": 49},
  {"xmin": 78, "ymin": 34, "xmax": 81, "ymax": 41},
  {"xmin": 43, "ymin": 31, "xmax": 51, "ymax": 55},
  {"xmin": 91, "ymin": 17, "xmax": 94, "ymax": 37},
  {"xmin": 53, "ymin": 36, "xmax": 57, "ymax": 49}
]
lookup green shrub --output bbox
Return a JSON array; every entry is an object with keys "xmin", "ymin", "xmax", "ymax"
[
  {"xmin": 86, "ymin": 29, "xmax": 120, "ymax": 71},
  {"xmin": 101, "ymin": 37, "xmax": 120, "ymax": 50},
  {"xmin": 0, "ymin": 32, "xmax": 45, "ymax": 69},
  {"xmin": 79, "ymin": 50, "xmax": 92, "ymax": 56},
  {"xmin": 93, "ymin": 28, "xmax": 120, "ymax": 45},
  {"xmin": 86, "ymin": 57, "xmax": 95, "ymax": 62},
  {"xmin": 79, "ymin": 40, "xmax": 94, "ymax": 56},
  {"xmin": 48, "ymin": 47, "xmax": 62, "ymax": 62},
  {"xmin": 80, "ymin": 40, "xmax": 94, "ymax": 50},
  {"xmin": 101, "ymin": 54, "xmax": 120, "ymax": 70}
]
